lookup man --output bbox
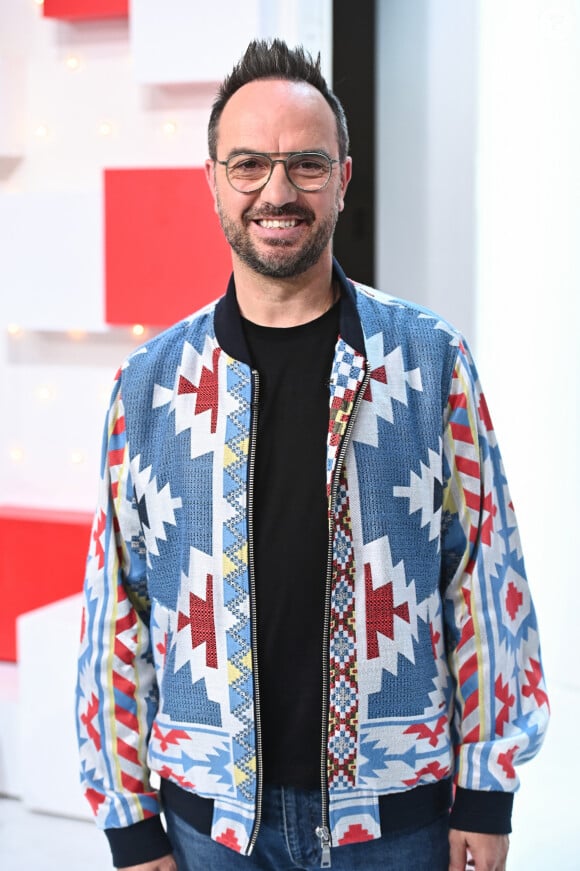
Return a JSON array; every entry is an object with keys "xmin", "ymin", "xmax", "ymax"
[{"xmin": 76, "ymin": 40, "xmax": 549, "ymax": 871}]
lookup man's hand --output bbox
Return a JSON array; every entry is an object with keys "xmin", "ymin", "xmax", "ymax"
[
  {"xmin": 449, "ymin": 830, "xmax": 509, "ymax": 871},
  {"xmin": 118, "ymin": 855, "xmax": 177, "ymax": 871}
]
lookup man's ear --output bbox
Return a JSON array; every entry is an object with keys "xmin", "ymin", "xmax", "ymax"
[
  {"xmin": 205, "ymin": 159, "xmax": 218, "ymax": 213},
  {"xmin": 337, "ymin": 157, "xmax": 353, "ymax": 213}
]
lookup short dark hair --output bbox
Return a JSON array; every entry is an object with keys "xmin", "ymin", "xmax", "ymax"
[{"xmin": 208, "ymin": 39, "xmax": 349, "ymax": 162}]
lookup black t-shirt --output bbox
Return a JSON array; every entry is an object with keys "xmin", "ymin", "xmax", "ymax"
[{"xmin": 242, "ymin": 301, "xmax": 340, "ymax": 788}]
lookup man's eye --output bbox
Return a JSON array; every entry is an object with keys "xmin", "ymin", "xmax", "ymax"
[
  {"xmin": 291, "ymin": 157, "xmax": 328, "ymax": 175},
  {"xmin": 230, "ymin": 157, "xmax": 268, "ymax": 175}
]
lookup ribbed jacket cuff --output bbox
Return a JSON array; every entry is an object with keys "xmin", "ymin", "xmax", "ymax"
[
  {"xmin": 450, "ymin": 786, "xmax": 514, "ymax": 834},
  {"xmin": 105, "ymin": 816, "xmax": 172, "ymax": 868}
]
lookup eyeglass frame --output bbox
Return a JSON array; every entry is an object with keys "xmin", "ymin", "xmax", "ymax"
[{"xmin": 214, "ymin": 150, "xmax": 341, "ymax": 194}]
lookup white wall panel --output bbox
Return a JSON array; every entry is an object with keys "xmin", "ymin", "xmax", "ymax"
[
  {"xmin": 17, "ymin": 596, "xmax": 91, "ymax": 819},
  {"xmin": 0, "ymin": 663, "xmax": 20, "ymax": 797},
  {"xmin": 0, "ymin": 191, "xmax": 104, "ymax": 331},
  {"xmin": 0, "ymin": 57, "xmax": 26, "ymax": 158},
  {"xmin": 131, "ymin": 0, "xmax": 332, "ymax": 85},
  {"xmin": 2, "ymin": 330, "xmax": 143, "ymax": 512},
  {"xmin": 375, "ymin": 0, "xmax": 477, "ymax": 344},
  {"xmin": 131, "ymin": 0, "xmax": 262, "ymax": 84}
]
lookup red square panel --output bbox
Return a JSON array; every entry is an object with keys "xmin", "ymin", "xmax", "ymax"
[
  {"xmin": 43, "ymin": 0, "xmax": 128, "ymax": 19},
  {"xmin": 105, "ymin": 168, "xmax": 232, "ymax": 327},
  {"xmin": 0, "ymin": 507, "xmax": 92, "ymax": 662}
]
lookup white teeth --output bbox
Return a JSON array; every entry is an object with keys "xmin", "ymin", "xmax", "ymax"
[{"xmin": 258, "ymin": 219, "xmax": 298, "ymax": 229}]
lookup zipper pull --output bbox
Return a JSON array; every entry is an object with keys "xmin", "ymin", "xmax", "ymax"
[{"xmin": 315, "ymin": 825, "xmax": 332, "ymax": 868}]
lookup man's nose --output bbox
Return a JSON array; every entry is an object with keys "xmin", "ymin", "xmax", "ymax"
[{"xmin": 260, "ymin": 160, "xmax": 298, "ymax": 205}]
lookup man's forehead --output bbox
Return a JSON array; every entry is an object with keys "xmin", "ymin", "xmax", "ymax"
[
  {"xmin": 217, "ymin": 79, "xmax": 337, "ymax": 145},
  {"xmin": 220, "ymin": 79, "xmax": 331, "ymax": 123}
]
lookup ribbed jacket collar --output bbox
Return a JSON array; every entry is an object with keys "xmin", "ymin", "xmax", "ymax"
[{"xmin": 213, "ymin": 258, "xmax": 366, "ymax": 365}]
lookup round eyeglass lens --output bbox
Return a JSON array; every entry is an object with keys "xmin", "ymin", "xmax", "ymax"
[
  {"xmin": 227, "ymin": 155, "xmax": 271, "ymax": 191},
  {"xmin": 286, "ymin": 153, "xmax": 332, "ymax": 190}
]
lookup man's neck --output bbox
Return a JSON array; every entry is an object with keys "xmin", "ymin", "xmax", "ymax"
[{"xmin": 232, "ymin": 254, "xmax": 337, "ymax": 328}]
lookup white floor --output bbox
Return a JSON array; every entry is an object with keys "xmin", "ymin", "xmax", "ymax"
[{"xmin": 1, "ymin": 683, "xmax": 578, "ymax": 870}]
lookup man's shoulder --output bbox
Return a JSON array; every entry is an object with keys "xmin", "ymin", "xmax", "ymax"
[
  {"xmin": 121, "ymin": 298, "xmax": 220, "ymax": 375},
  {"xmin": 350, "ymin": 280, "xmax": 464, "ymax": 349}
]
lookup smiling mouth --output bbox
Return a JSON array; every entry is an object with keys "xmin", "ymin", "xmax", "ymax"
[{"xmin": 256, "ymin": 218, "xmax": 301, "ymax": 229}]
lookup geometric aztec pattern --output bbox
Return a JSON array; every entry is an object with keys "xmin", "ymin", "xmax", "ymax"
[
  {"xmin": 222, "ymin": 360, "xmax": 255, "ymax": 805},
  {"xmin": 327, "ymin": 474, "xmax": 359, "ymax": 791}
]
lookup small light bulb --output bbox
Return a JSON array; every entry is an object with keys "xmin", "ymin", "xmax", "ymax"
[
  {"xmin": 132, "ymin": 324, "xmax": 146, "ymax": 338},
  {"xmin": 7, "ymin": 323, "xmax": 22, "ymax": 337},
  {"xmin": 65, "ymin": 56, "xmax": 81, "ymax": 71},
  {"xmin": 34, "ymin": 124, "xmax": 49, "ymax": 139},
  {"xmin": 36, "ymin": 386, "xmax": 54, "ymax": 402},
  {"xmin": 9, "ymin": 447, "xmax": 24, "ymax": 463},
  {"xmin": 71, "ymin": 450, "xmax": 85, "ymax": 465},
  {"xmin": 99, "ymin": 121, "xmax": 113, "ymax": 137},
  {"xmin": 67, "ymin": 329, "xmax": 87, "ymax": 341},
  {"xmin": 163, "ymin": 121, "xmax": 177, "ymax": 136},
  {"xmin": 34, "ymin": 0, "xmax": 44, "ymax": 7}
]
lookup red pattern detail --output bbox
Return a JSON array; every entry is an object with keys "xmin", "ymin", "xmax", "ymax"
[
  {"xmin": 364, "ymin": 563, "xmax": 410, "ymax": 659},
  {"xmin": 92, "ymin": 510, "xmax": 106, "ymax": 569},
  {"xmin": 121, "ymin": 771, "xmax": 146, "ymax": 792},
  {"xmin": 216, "ymin": 828, "xmax": 242, "ymax": 852},
  {"xmin": 448, "ymin": 391, "xmax": 467, "ymax": 411},
  {"xmin": 156, "ymin": 632, "xmax": 168, "ymax": 663},
  {"xmin": 177, "ymin": 347, "xmax": 221, "ymax": 433},
  {"xmin": 478, "ymin": 392, "xmax": 494, "ymax": 432},
  {"xmin": 338, "ymin": 823, "xmax": 375, "ymax": 846},
  {"xmin": 495, "ymin": 676, "xmax": 515, "ymax": 737},
  {"xmin": 157, "ymin": 766, "xmax": 196, "ymax": 790},
  {"xmin": 430, "ymin": 623, "xmax": 441, "ymax": 659},
  {"xmin": 327, "ymin": 477, "xmax": 359, "ymax": 790},
  {"xmin": 403, "ymin": 761, "xmax": 450, "ymax": 787},
  {"xmin": 115, "ymin": 704, "xmax": 139, "ymax": 732},
  {"xmin": 497, "ymin": 745, "xmax": 519, "ymax": 779},
  {"xmin": 117, "ymin": 737, "xmax": 140, "ymax": 765},
  {"xmin": 177, "ymin": 573, "xmax": 218, "ymax": 668},
  {"xmin": 455, "ymin": 587, "xmax": 481, "ymax": 742},
  {"xmin": 505, "ymin": 581, "xmax": 523, "ymax": 620},
  {"xmin": 362, "ymin": 363, "xmax": 387, "ymax": 402},
  {"xmin": 455, "ymin": 455, "xmax": 480, "ymax": 479},
  {"xmin": 522, "ymin": 659, "xmax": 550, "ymax": 709},
  {"xmin": 152, "ymin": 722, "xmax": 190, "ymax": 752},
  {"xmin": 476, "ymin": 491, "xmax": 498, "ymax": 546},
  {"xmin": 80, "ymin": 693, "xmax": 101, "ymax": 751},
  {"xmin": 85, "ymin": 788, "xmax": 106, "ymax": 815},
  {"xmin": 108, "ymin": 447, "xmax": 125, "ymax": 467},
  {"xmin": 404, "ymin": 715, "xmax": 447, "ymax": 748},
  {"xmin": 450, "ymin": 421, "xmax": 474, "ymax": 445}
]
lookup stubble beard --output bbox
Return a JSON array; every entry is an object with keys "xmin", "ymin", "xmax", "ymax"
[{"xmin": 215, "ymin": 195, "xmax": 341, "ymax": 279}]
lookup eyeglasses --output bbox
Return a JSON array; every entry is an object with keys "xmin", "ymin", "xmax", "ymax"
[{"xmin": 215, "ymin": 151, "xmax": 339, "ymax": 194}]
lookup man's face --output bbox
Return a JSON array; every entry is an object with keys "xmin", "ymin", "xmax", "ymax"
[{"xmin": 205, "ymin": 79, "xmax": 351, "ymax": 280}]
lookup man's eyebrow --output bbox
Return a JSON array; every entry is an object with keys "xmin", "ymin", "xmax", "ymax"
[{"xmin": 221, "ymin": 148, "xmax": 334, "ymax": 160}]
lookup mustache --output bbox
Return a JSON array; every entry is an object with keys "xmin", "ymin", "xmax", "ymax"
[{"xmin": 244, "ymin": 204, "xmax": 315, "ymax": 223}]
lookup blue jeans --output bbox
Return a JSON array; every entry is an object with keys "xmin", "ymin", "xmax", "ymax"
[{"xmin": 165, "ymin": 785, "xmax": 450, "ymax": 870}]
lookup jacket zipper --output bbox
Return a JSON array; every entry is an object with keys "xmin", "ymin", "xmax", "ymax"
[
  {"xmin": 318, "ymin": 364, "xmax": 370, "ymax": 868},
  {"xmin": 247, "ymin": 369, "xmax": 264, "ymax": 855}
]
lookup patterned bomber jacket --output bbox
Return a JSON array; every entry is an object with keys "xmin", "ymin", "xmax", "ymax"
[{"xmin": 76, "ymin": 261, "xmax": 549, "ymax": 860}]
